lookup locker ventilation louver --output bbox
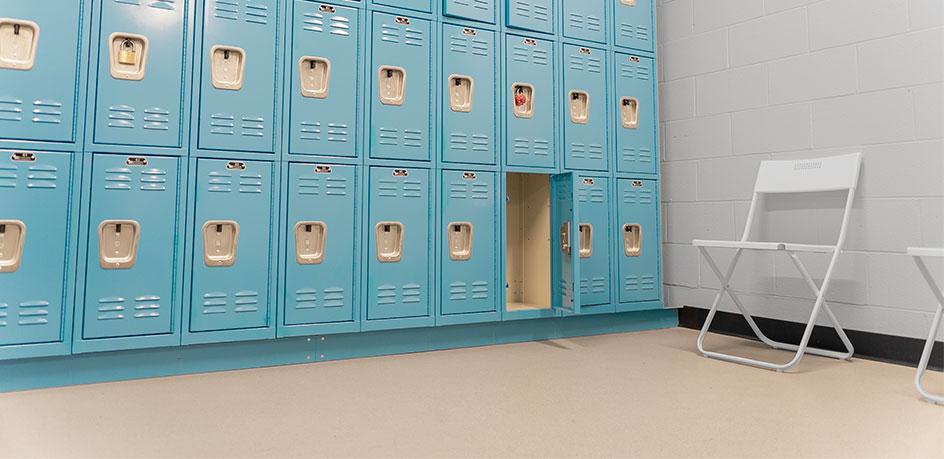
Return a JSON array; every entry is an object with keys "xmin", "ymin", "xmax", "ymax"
[
  {"xmin": 294, "ymin": 287, "xmax": 346, "ymax": 310},
  {"xmin": 214, "ymin": 0, "xmax": 269, "ymax": 25},
  {"xmin": 512, "ymin": 1, "xmax": 550, "ymax": 23},
  {"xmin": 568, "ymin": 12, "xmax": 603, "ymax": 35}
]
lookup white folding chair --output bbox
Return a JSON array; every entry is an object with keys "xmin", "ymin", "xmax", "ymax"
[
  {"xmin": 908, "ymin": 247, "xmax": 944, "ymax": 405},
  {"xmin": 693, "ymin": 153, "xmax": 862, "ymax": 372}
]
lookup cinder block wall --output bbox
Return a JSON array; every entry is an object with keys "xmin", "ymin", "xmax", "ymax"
[{"xmin": 657, "ymin": 0, "xmax": 944, "ymax": 339}]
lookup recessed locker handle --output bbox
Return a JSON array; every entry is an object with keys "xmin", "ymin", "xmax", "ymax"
[
  {"xmin": 375, "ymin": 221, "xmax": 404, "ymax": 263},
  {"xmin": 203, "ymin": 220, "xmax": 239, "ymax": 267},
  {"xmin": 98, "ymin": 220, "xmax": 141, "ymax": 269},
  {"xmin": 512, "ymin": 83, "xmax": 534, "ymax": 119},
  {"xmin": 211, "ymin": 45, "xmax": 246, "ymax": 90},
  {"xmin": 623, "ymin": 224, "xmax": 642, "ymax": 257},
  {"xmin": 295, "ymin": 221, "xmax": 327, "ymax": 265},
  {"xmin": 448, "ymin": 75, "xmax": 474, "ymax": 113},
  {"xmin": 299, "ymin": 56, "xmax": 331, "ymax": 99},
  {"xmin": 620, "ymin": 0, "xmax": 637, "ymax": 6},
  {"xmin": 560, "ymin": 222, "xmax": 572, "ymax": 255},
  {"xmin": 378, "ymin": 66, "xmax": 406, "ymax": 106},
  {"xmin": 569, "ymin": 90, "xmax": 589, "ymax": 124},
  {"xmin": 0, "ymin": 18, "xmax": 39, "ymax": 71},
  {"xmin": 621, "ymin": 97, "xmax": 639, "ymax": 129},
  {"xmin": 0, "ymin": 220, "xmax": 26, "ymax": 272},
  {"xmin": 109, "ymin": 32, "xmax": 148, "ymax": 81},
  {"xmin": 578, "ymin": 224, "xmax": 593, "ymax": 258},
  {"xmin": 447, "ymin": 222, "xmax": 474, "ymax": 261}
]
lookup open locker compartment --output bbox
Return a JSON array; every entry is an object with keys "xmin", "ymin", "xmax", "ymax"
[{"xmin": 504, "ymin": 172, "xmax": 581, "ymax": 318}]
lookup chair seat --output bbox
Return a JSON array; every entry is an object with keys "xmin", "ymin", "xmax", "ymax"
[
  {"xmin": 907, "ymin": 247, "xmax": 944, "ymax": 258},
  {"xmin": 693, "ymin": 240, "xmax": 836, "ymax": 253}
]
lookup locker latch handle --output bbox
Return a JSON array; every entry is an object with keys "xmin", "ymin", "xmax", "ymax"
[
  {"xmin": 0, "ymin": 18, "xmax": 39, "ymax": 71},
  {"xmin": 448, "ymin": 74, "xmax": 474, "ymax": 113},
  {"xmin": 378, "ymin": 66, "xmax": 406, "ymax": 106},
  {"xmin": 375, "ymin": 222, "xmax": 404, "ymax": 263},
  {"xmin": 512, "ymin": 83, "xmax": 534, "ymax": 119},
  {"xmin": 98, "ymin": 220, "xmax": 141, "ymax": 270},
  {"xmin": 620, "ymin": 0, "xmax": 637, "ymax": 6},
  {"xmin": 0, "ymin": 220, "xmax": 26, "ymax": 273},
  {"xmin": 621, "ymin": 97, "xmax": 639, "ymax": 129},
  {"xmin": 203, "ymin": 220, "xmax": 239, "ymax": 267},
  {"xmin": 560, "ymin": 222, "xmax": 572, "ymax": 255},
  {"xmin": 109, "ymin": 32, "xmax": 148, "ymax": 81},
  {"xmin": 295, "ymin": 221, "xmax": 327, "ymax": 265},
  {"xmin": 623, "ymin": 224, "xmax": 642, "ymax": 257},
  {"xmin": 299, "ymin": 56, "xmax": 331, "ymax": 99},
  {"xmin": 578, "ymin": 224, "xmax": 593, "ymax": 258},
  {"xmin": 447, "ymin": 222, "xmax": 474, "ymax": 261},
  {"xmin": 211, "ymin": 45, "xmax": 246, "ymax": 90},
  {"xmin": 569, "ymin": 90, "xmax": 589, "ymax": 124}
]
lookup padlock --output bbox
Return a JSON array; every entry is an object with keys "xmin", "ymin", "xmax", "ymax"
[
  {"xmin": 117, "ymin": 39, "xmax": 137, "ymax": 65},
  {"xmin": 514, "ymin": 93, "xmax": 527, "ymax": 107}
]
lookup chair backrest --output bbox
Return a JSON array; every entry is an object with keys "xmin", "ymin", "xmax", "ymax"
[{"xmin": 753, "ymin": 153, "xmax": 862, "ymax": 194}]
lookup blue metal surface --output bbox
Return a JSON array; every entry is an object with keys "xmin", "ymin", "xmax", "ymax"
[
  {"xmin": 551, "ymin": 172, "xmax": 580, "ymax": 314},
  {"xmin": 562, "ymin": 0, "xmax": 606, "ymax": 44},
  {"xmin": 443, "ymin": 0, "xmax": 495, "ymax": 24},
  {"xmin": 576, "ymin": 175, "xmax": 610, "ymax": 307},
  {"xmin": 614, "ymin": 52, "xmax": 656, "ymax": 175},
  {"xmin": 613, "ymin": 0, "xmax": 653, "ymax": 52},
  {"xmin": 441, "ymin": 24, "xmax": 496, "ymax": 166},
  {"xmin": 562, "ymin": 44, "xmax": 607, "ymax": 172},
  {"xmin": 616, "ymin": 177, "xmax": 660, "ymax": 305},
  {"xmin": 505, "ymin": 0, "xmax": 553, "ymax": 34},
  {"xmin": 504, "ymin": 34, "xmax": 555, "ymax": 170},
  {"xmin": 281, "ymin": 163, "xmax": 359, "ymax": 335},
  {"xmin": 373, "ymin": 0, "xmax": 432, "ymax": 14}
]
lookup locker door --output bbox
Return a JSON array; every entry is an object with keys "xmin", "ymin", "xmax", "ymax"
[
  {"xmin": 617, "ymin": 178, "xmax": 659, "ymax": 303},
  {"xmin": 288, "ymin": 2, "xmax": 359, "ymax": 158},
  {"xmin": 369, "ymin": 13, "xmax": 432, "ymax": 162},
  {"xmin": 81, "ymin": 154, "xmax": 181, "ymax": 339},
  {"xmin": 614, "ymin": 53, "xmax": 655, "ymax": 175},
  {"xmin": 190, "ymin": 159, "xmax": 274, "ymax": 332},
  {"xmin": 441, "ymin": 170, "xmax": 497, "ymax": 316},
  {"xmin": 0, "ymin": 2, "xmax": 82, "ymax": 143},
  {"xmin": 576, "ymin": 177, "xmax": 610, "ymax": 307},
  {"xmin": 197, "ymin": 0, "xmax": 280, "ymax": 153},
  {"xmin": 0, "ymin": 151, "xmax": 73, "ymax": 346},
  {"xmin": 505, "ymin": 0, "xmax": 553, "ymax": 34},
  {"xmin": 562, "ymin": 0, "xmax": 605, "ymax": 43},
  {"xmin": 372, "ymin": 0, "xmax": 431, "ymax": 13},
  {"xmin": 504, "ymin": 35, "xmax": 554, "ymax": 169},
  {"xmin": 563, "ymin": 45, "xmax": 607, "ymax": 172},
  {"xmin": 614, "ymin": 0, "xmax": 653, "ymax": 52},
  {"xmin": 444, "ymin": 0, "xmax": 495, "ymax": 24},
  {"xmin": 550, "ymin": 172, "xmax": 581, "ymax": 314},
  {"xmin": 284, "ymin": 163, "xmax": 357, "ymax": 326},
  {"xmin": 92, "ymin": 0, "xmax": 189, "ymax": 148},
  {"xmin": 441, "ymin": 25, "xmax": 495, "ymax": 166},
  {"xmin": 367, "ymin": 167, "xmax": 430, "ymax": 320}
]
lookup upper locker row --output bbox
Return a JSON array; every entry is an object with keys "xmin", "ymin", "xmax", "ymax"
[{"xmin": 0, "ymin": 0, "xmax": 657, "ymax": 174}]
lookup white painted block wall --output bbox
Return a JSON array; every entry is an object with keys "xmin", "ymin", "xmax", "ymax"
[{"xmin": 657, "ymin": 0, "xmax": 944, "ymax": 339}]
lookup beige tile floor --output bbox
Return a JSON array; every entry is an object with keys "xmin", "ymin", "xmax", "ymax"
[{"xmin": 1, "ymin": 327, "xmax": 942, "ymax": 458}]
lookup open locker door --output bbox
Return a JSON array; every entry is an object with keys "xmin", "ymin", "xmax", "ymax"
[{"xmin": 551, "ymin": 173, "xmax": 582, "ymax": 315}]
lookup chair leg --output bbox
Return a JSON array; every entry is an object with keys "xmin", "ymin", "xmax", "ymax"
[{"xmin": 913, "ymin": 256, "xmax": 944, "ymax": 405}]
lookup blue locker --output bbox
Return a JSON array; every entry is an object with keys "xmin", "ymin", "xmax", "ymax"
[
  {"xmin": 196, "ymin": 0, "xmax": 280, "ymax": 154},
  {"xmin": 287, "ymin": 1, "xmax": 359, "ymax": 158},
  {"xmin": 504, "ymin": 35, "xmax": 555, "ymax": 169},
  {"xmin": 563, "ymin": 45, "xmax": 607, "ymax": 172},
  {"xmin": 550, "ymin": 172, "xmax": 581, "ymax": 314},
  {"xmin": 617, "ymin": 178, "xmax": 659, "ymax": 303},
  {"xmin": 189, "ymin": 159, "xmax": 274, "ymax": 333},
  {"xmin": 369, "ymin": 13, "xmax": 432, "ymax": 162},
  {"xmin": 441, "ymin": 25, "xmax": 496, "ymax": 166},
  {"xmin": 562, "ymin": 0, "xmax": 606, "ymax": 43},
  {"xmin": 576, "ymin": 176, "xmax": 610, "ymax": 307},
  {"xmin": 0, "ymin": 151, "xmax": 74, "ymax": 348},
  {"xmin": 0, "ymin": 2, "xmax": 83, "ymax": 144},
  {"xmin": 366, "ymin": 167, "xmax": 430, "ymax": 321},
  {"xmin": 440, "ymin": 170, "xmax": 497, "ymax": 316},
  {"xmin": 614, "ymin": 53, "xmax": 656, "ymax": 175},
  {"xmin": 505, "ymin": 0, "xmax": 553, "ymax": 34},
  {"xmin": 444, "ymin": 0, "xmax": 495, "ymax": 24},
  {"xmin": 91, "ymin": 0, "xmax": 189, "ymax": 148},
  {"xmin": 283, "ymin": 163, "xmax": 357, "ymax": 327},
  {"xmin": 372, "ymin": 0, "xmax": 431, "ymax": 13},
  {"xmin": 79, "ymin": 154, "xmax": 181, "ymax": 341},
  {"xmin": 614, "ymin": 0, "xmax": 653, "ymax": 52}
]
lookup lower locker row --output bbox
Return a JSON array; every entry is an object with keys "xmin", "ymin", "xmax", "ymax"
[{"xmin": 0, "ymin": 151, "xmax": 660, "ymax": 359}]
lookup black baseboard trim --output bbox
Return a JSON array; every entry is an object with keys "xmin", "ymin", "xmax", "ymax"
[{"xmin": 678, "ymin": 306, "xmax": 943, "ymax": 371}]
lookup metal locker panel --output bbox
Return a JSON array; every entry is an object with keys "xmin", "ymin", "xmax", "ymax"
[
  {"xmin": 614, "ymin": 53, "xmax": 656, "ymax": 175},
  {"xmin": 504, "ymin": 35, "xmax": 555, "ymax": 169},
  {"xmin": 0, "ymin": 151, "xmax": 73, "ymax": 346},
  {"xmin": 189, "ymin": 159, "xmax": 274, "ymax": 332},
  {"xmin": 440, "ymin": 170, "xmax": 497, "ymax": 316},
  {"xmin": 92, "ymin": 0, "xmax": 189, "ymax": 148},
  {"xmin": 444, "ymin": 0, "xmax": 495, "ymax": 24},
  {"xmin": 505, "ymin": 0, "xmax": 553, "ymax": 34},
  {"xmin": 550, "ymin": 172, "xmax": 580, "ymax": 314},
  {"xmin": 614, "ymin": 0, "xmax": 653, "ymax": 52},
  {"xmin": 81, "ymin": 154, "xmax": 181, "ymax": 339},
  {"xmin": 617, "ymin": 178, "xmax": 659, "ymax": 303},
  {"xmin": 369, "ymin": 13, "xmax": 431, "ymax": 162},
  {"xmin": 441, "ymin": 25, "xmax": 495, "ymax": 166},
  {"xmin": 562, "ymin": 0, "xmax": 605, "ymax": 43},
  {"xmin": 288, "ymin": 1, "xmax": 359, "ymax": 158},
  {"xmin": 0, "ymin": 2, "xmax": 83, "ymax": 143},
  {"xmin": 372, "ymin": 0, "xmax": 431, "ymax": 13},
  {"xmin": 197, "ymin": 0, "xmax": 280, "ymax": 153},
  {"xmin": 576, "ymin": 176, "xmax": 609, "ymax": 307},
  {"xmin": 284, "ymin": 163, "xmax": 357, "ymax": 326},
  {"xmin": 563, "ymin": 44, "xmax": 607, "ymax": 172},
  {"xmin": 367, "ymin": 167, "xmax": 430, "ymax": 320}
]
